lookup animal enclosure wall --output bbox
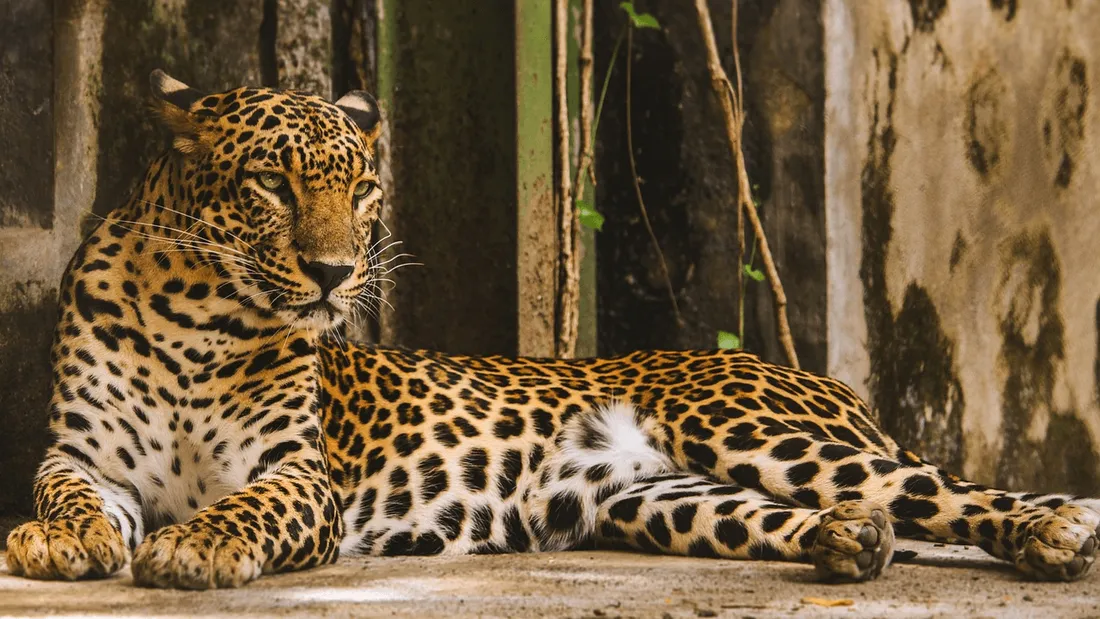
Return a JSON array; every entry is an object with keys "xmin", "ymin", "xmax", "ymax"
[
  {"xmin": 826, "ymin": 0, "xmax": 1100, "ymax": 494},
  {"xmin": 1, "ymin": 0, "xmax": 1098, "ymax": 524},
  {"xmin": 0, "ymin": 0, "xmax": 526, "ymax": 520}
]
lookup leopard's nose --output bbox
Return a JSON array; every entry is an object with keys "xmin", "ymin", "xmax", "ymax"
[{"xmin": 298, "ymin": 256, "xmax": 353, "ymax": 295}]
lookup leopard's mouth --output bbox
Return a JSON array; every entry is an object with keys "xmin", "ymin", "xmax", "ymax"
[
  {"xmin": 266, "ymin": 296, "xmax": 346, "ymax": 330},
  {"xmin": 290, "ymin": 299, "xmax": 343, "ymax": 323},
  {"xmin": 237, "ymin": 262, "xmax": 352, "ymax": 328}
]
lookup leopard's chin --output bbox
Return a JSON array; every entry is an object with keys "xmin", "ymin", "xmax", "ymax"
[{"xmin": 275, "ymin": 299, "xmax": 348, "ymax": 332}]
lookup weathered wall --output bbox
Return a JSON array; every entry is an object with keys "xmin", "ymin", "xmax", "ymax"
[
  {"xmin": 826, "ymin": 0, "xmax": 1100, "ymax": 493},
  {"xmin": 0, "ymin": 0, "xmax": 526, "ymax": 520},
  {"xmin": 374, "ymin": 0, "xmax": 519, "ymax": 354},
  {"xmin": 1, "ymin": 0, "xmax": 93, "ymax": 520}
]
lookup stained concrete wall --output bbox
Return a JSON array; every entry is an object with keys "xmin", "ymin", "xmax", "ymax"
[
  {"xmin": 0, "ymin": 0, "xmax": 522, "ymax": 520},
  {"xmin": 1, "ymin": 0, "xmax": 96, "ymax": 520},
  {"xmin": 375, "ymin": 0, "xmax": 519, "ymax": 355},
  {"xmin": 826, "ymin": 0, "xmax": 1100, "ymax": 494},
  {"xmin": 0, "ymin": 0, "xmax": 284, "ymax": 518}
]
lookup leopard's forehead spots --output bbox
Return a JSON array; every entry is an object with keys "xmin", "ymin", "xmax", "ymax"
[{"xmin": 198, "ymin": 87, "xmax": 373, "ymax": 186}]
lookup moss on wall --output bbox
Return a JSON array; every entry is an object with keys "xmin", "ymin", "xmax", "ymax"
[
  {"xmin": 0, "ymin": 285, "xmax": 58, "ymax": 516},
  {"xmin": 832, "ymin": 0, "xmax": 1100, "ymax": 490},
  {"xmin": 996, "ymin": 229, "xmax": 1100, "ymax": 494},
  {"xmin": 858, "ymin": 48, "xmax": 965, "ymax": 472}
]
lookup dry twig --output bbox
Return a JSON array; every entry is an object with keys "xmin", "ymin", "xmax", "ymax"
[
  {"xmin": 554, "ymin": 0, "xmax": 580, "ymax": 357},
  {"xmin": 731, "ymin": 0, "xmax": 745, "ymax": 341},
  {"xmin": 572, "ymin": 0, "xmax": 596, "ymax": 198},
  {"xmin": 626, "ymin": 27, "xmax": 683, "ymax": 326},
  {"xmin": 692, "ymin": 0, "xmax": 799, "ymax": 368}
]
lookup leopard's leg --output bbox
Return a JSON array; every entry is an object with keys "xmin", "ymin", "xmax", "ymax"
[
  {"xmin": 6, "ymin": 446, "xmax": 139, "ymax": 580},
  {"xmin": 671, "ymin": 429, "xmax": 1099, "ymax": 581},
  {"xmin": 131, "ymin": 437, "xmax": 343, "ymax": 589},
  {"xmin": 909, "ymin": 482, "xmax": 1100, "ymax": 556},
  {"xmin": 523, "ymin": 401, "xmax": 675, "ymax": 552},
  {"xmin": 952, "ymin": 487, "xmax": 1100, "ymax": 514},
  {"xmin": 904, "ymin": 480, "xmax": 1100, "ymax": 543},
  {"xmin": 523, "ymin": 402, "xmax": 891, "ymax": 581},
  {"xmin": 594, "ymin": 474, "xmax": 894, "ymax": 582}
]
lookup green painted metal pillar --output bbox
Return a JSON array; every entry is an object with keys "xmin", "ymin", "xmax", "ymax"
[
  {"xmin": 515, "ymin": 0, "xmax": 557, "ymax": 357},
  {"xmin": 514, "ymin": 0, "xmax": 598, "ymax": 358}
]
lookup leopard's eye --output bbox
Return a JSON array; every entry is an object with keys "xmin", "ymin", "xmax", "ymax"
[
  {"xmin": 353, "ymin": 180, "xmax": 376, "ymax": 198},
  {"xmin": 259, "ymin": 172, "xmax": 285, "ymax": 190}
]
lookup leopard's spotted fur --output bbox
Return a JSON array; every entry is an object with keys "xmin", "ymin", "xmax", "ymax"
[{"xmin": 6, "ymin": 72, "xmax": 1099, "ymax": 588}]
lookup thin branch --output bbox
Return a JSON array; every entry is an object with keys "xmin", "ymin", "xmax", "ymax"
[
  {"xmin": 626, "ymin": 27, "xmax": 682, "ymax": 327},
  {"xmin": 554, "ymin": 0, "xmax": 579, "ymax": 357},
  {"xmin": 731, "ymin": 1, "xmax": 745, "ymax": 122},
  {"xmin": 572, "ymin": 0, "xmax": 596, "ymax": 198},
  {"xmin": 692, "ymin": 0, "xmax": 799, "ymax": 368},
  {"xmin": 574, "ymin": 26, "xmax": 624, "ymax": 203},
  {"xmin": 731, "ymin": 0, "xmax": 745, "ymax": 345}
]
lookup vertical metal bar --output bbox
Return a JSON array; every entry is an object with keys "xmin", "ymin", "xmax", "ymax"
[
  {"xmin": 515, "ymin": 0, "xmax": 557, "ymax": 357},
  {"xmin": 374, "ymin": 0, "xmax": 395, "ymax": 112}
]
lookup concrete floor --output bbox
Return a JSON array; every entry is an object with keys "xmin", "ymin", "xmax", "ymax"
[{"xmin": 0, "ymin": 541, "xmax": 1097, "ymax": 618}]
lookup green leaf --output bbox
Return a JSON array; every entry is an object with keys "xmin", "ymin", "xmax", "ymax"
[
  {"xmin": 743, "ymin": 264, "xmax": 765, "ymax": 282},
  {"xmin": 717, "ymin": 330, "xmax": 741, "ymax": 350},
  {"xmin": 577, "ymin": 200, "xmax": 605, "ymax": 231},
  {"xmin": 619, "ymin": 2, "xmax": 661, "ymax": 29}
]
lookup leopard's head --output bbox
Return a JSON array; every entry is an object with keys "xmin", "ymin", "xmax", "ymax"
[{"xmin": 148, "ymin": 69, "xmax": 387, "ymax": 330}]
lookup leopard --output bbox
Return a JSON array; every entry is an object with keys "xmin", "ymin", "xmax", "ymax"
[{"xmin": 5, "ymin": 70, "xmax": 1099, "ymax": 589}]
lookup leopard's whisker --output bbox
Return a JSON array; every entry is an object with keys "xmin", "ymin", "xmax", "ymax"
[
  {"xmin": 369, "ymin": 251, "xmax": 416, "ymax": 270},
  {"xmin": 101, "ymin": 224, "xmax": 255, "ymax": 270},
  {"xmin": 97, "ymin": 215, "xmax": 252, "ymax": 258},
  {"xmin": 135, "ymin": 199, "xmax": 258, "ymax": 252},
  {"xmin": 373, "ymin": 261, "xmax": 423, "ymax": 276},
  {"xmin": 364, "ymin": 238, "xmax": 403, "ymax": 260}
]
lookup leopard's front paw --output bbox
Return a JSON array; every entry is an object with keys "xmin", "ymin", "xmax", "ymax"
[
  {"xmin": 132, "ymin": 523, "xmax": 263, "ymax": 589},
  {"xmin": 5, "ymin": 516, "xmax": 127, "ymax": 580},
  {"xmin": 1016, "ymin": 505, "xmax": 1099, "ymax": 581},
  {"xmin": 810, "ymin": 501, "xmax": 895, "ymax": 582}
]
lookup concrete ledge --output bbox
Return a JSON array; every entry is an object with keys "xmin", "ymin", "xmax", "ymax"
[{"xmin": 1, "ymin": 541, "xmax": 1097, "ymax": 617}]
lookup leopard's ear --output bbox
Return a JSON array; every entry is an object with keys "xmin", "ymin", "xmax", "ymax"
[
  {"xmin": 149, "ymin": 69, "xmax": 210, "ymax": 155},
  {"xmin": 334, "ymin": 90, "xmax": 382, "ymax": 153},
  {"xmin": 150, "ymin": 69, "xmax": 205, "ymax": 111}
]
